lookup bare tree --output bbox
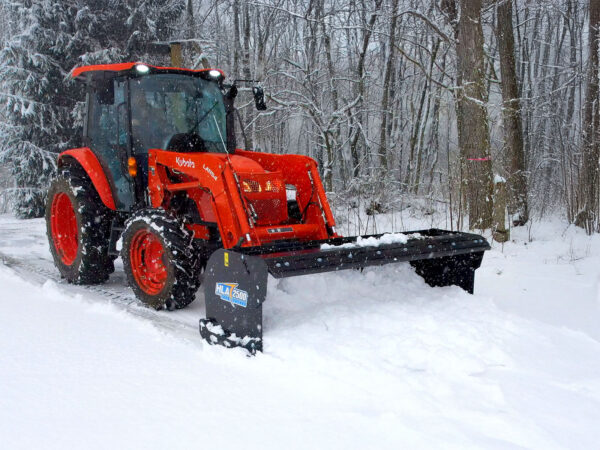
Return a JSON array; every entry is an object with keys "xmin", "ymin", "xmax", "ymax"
[
  {"xmin": 497, "ymin": 0, "xmax": 528, "ymax": 226},
  {"xmin": 378, "ymin": 0, "xmax": 399, "ymax": 174},
  {"xmin": 242, "ymin": 0, "xmax": 253, "ymax": 150},
  {"xmin": 576, "ymin": 0, "xmax": 600, "ymax": 233},
  {"xmin": 348, "ymin": 0, "xmax": 383, "ymax": 179},
  {"xmin": 456, "ymin": 0, "xmax": 493, "ymax": 229}
]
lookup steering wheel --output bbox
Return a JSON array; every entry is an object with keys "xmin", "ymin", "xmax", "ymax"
[{"xmin": 164, "ymin": 133, "xmax": 206, "ymax": 152}]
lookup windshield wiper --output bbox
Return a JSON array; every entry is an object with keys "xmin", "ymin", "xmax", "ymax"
[{"xmin": 189, "ymin": 99, "xmax": 219, "ymax": 135}]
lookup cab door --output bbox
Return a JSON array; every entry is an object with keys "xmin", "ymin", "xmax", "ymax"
[{"xmin": 85, "ymin": 78, "xmax": 135, "ymax": 211}]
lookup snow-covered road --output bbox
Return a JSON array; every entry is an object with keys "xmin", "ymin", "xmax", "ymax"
[{"xmin": 1, "ymin": 214, "xmax": 599, "ymax": 449}]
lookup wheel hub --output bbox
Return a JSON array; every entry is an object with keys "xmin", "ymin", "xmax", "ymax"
[
  {"xmin": 130, "ymin": 229, "xmax": 168, "ymax": 295},
  {"xmin": 50, "ymin": 192, "xmax": 78, "ymax": 265}
]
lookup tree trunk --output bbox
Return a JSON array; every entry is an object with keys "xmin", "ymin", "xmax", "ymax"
[
  {"xmin": 322, "ymin": 18, "xmax": 344, "ymax": 189},
  {"xmin": 576, "ymin": 0, "xmax": 600, "ymax": 233},
  {"xmin": 497, "ymin": 0, "xmax": 528, "ymax": 225},
  {"xmin": 186, "ymin": 0, "xmax": 194, "ymax": 38},
  {"xmin": 414, "ymin": 38, "xmax": 440, "ymax": 194},
  {"xmin": 378, "ymin": 0, "xmax": 398, "ymax": 173},
  {"xmin": 242, "ymin": 0, "xmax": 253, "ymax": 150},
  {"xmin": 456, "ymin": 0, "xmax": 493, "ymax": 229},
  {"xmin": 233, "ymin": 0, "xmax": 241, "ymax": 79},
  {"xmin": 492, "ymin": 177, "xmax": 510, "ymax": 243},
  {"xmin": 349, "ymin": 0, "xmax": 382, "ymax": 178}
]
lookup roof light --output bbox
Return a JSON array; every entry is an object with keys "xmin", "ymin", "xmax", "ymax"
[
  {"xmin": 208, "ymin": 69, "xmax": 222, "ymax": 78},
  {"xmin": 135, "ymin": 64, "xmax": 150, "ymax": 74}
]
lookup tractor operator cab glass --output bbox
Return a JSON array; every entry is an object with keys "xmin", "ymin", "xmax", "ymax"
[
  {"xmin": 87, "ymin": 80, "xmax": 135, "ymax": 210},
  {"xmin": 130, "ymin": 74, "xmax": 228, "ymax": 154}
]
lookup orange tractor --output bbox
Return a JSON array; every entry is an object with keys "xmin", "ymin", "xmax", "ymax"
[{"xmin": 46, "ymin": 62, "xmax": 490, "ymax": 352}]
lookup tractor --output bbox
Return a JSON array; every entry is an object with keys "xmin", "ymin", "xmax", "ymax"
[{"xmin": 46, "ymin": 62, "xmax": 490, "ymax": 353}]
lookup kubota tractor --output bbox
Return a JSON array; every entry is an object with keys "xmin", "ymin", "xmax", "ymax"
[{"xmin": 46, "ymin": 62, "xmax": 490, "ymax": 353}]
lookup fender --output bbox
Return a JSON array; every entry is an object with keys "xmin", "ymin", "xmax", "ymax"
[{"xmin": 58, "ymin": 148, "xmax": 116, "ymax": 210}]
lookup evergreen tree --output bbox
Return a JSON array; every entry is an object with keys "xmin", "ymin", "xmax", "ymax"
[
  {"xmin": 74, "ymin": 0, "xmax": 184, "ymax": 65},
  {"xmin": 125, "ymin": 0, "xmax": 184, "ymax": 60},
  {"xmin": 0, "ymin": 0, "xmax": 78, "ymax": 218},
  {"xmin": 0, "ymin": 0, "xmax": 183, "ymax": 218}
]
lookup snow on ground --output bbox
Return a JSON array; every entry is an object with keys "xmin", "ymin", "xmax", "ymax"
[{"xmin": 1, "ymin": 213, "xmax": 600, "ymax": 449}]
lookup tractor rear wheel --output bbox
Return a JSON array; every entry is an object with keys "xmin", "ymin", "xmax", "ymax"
[
  {"xmin": 121, "ymin": 209, "xmax": 202, "ymax": 310},
  {"xmin": 45, "ymin": 166, "xmax": 114, "ymax": 284}
]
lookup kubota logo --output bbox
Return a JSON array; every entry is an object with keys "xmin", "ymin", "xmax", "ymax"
[
  {"xmin": 176, "ymin": 157, "xmax": 195, "ymax": 168},
  {"xmin": 215, "ymin": 282, "xmax": 248, "ymax": 307}
]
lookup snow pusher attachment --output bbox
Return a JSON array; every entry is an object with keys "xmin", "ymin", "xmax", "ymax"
[{"xmin": 200, "ymin": 229, "xmax": 490, "ymax": 354}]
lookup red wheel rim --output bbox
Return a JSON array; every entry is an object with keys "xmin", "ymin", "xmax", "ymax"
[
  {"xmin": 50, "ymin": 192, "xmax": 78, "ymax": 265},
  {"xmin": 130, "ymin": 229, "xmax": 168, "ymax": 295}
]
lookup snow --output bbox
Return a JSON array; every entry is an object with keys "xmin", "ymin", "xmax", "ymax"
[
  {"xmin": 320, "ymin": 232, "xmax": 417, "ymax": 249},
  {"xmin": 1, "ymin": 214, "xmax": 600, "ymax": 448}
]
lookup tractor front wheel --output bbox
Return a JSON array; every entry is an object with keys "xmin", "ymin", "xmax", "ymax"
[{"xmin": 121, "ymin": 210, "xmax": 202, "ymax": 310}]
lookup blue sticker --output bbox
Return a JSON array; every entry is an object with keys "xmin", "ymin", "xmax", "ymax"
[{"xmin": 215, "ymin": 282, "xmax": 249, "ymax": 308}]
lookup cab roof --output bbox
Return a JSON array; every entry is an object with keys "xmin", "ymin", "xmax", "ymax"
[{"xmin": 70, "ymin": 62, "xmax": 225, "ymax": 81}]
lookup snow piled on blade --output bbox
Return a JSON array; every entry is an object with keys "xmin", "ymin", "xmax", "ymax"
[{"xmin": 320, "ymin": 232, "xmax": 420, "ymax": 249}]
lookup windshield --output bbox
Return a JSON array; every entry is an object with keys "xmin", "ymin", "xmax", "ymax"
[{"xmin": 130, "ymin": 74, "xmax": 228, "ymax": 154}]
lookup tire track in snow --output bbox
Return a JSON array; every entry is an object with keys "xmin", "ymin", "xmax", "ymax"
[{"xmin": 0, "ymin": 250, "xmax": 202, "ymax": 344}]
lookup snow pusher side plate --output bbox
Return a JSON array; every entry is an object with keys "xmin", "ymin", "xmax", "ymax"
[
  {"xmin": 200, "ymin": 249, "xmax": 268, "ymax": 354},
  {"xmin": 200, "ymin": 229, "xmax": 490, "ymax": 353}
]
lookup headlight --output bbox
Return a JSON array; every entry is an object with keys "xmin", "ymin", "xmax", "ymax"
[
  {"xmin": 135, "ymin": 64, "xmax": 150, "ymax": 74},
  {"xmin": 208, "ymin": 69, "xmax": 222, "ymax": 79},
  {"xmin": 264, "ymin": 179, "xmax": 282, "ymax": 192},
  {"xmin": 242, "ymin": 180, "xmax": 261, "ymax": 193}
]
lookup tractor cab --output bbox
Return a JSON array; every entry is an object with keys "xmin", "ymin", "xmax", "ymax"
[
  {"xmin": 72, "ymin": 63, "xmax": 262, "ymax": 210},
  {"xmin": 68, "ymin": 62, "xmax": 336, "ymax": 250}
]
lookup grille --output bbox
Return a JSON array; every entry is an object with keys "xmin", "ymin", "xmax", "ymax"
[{"xmin": 240, "ymin": 173, "xmax": 287, "ymax": 225}]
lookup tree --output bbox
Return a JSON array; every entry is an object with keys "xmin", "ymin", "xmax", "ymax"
[
  {"xmin": 0, "ymin": 0, "xmax": 184, "ymax": 218},
  {"xmin": 74, "ymin": 0, "xmax": 184, "ymax": 65},
  {"xmin": 349, "ymin": 0, "xmax": 383, "ymax": 179},
  {"xmin": 455, "ymin": 0, "xmax": 494, "ymax": 229},
  {"xmin": 497, "ymin": 0, "xmax": 528, "ymax": 226},
  {"xmin": 0, "ymin": 0, "xmax": 77, "ymax": 218},
  {"xmin": 576, "ymin": 0, "xmax": 600, "ymax": 233},
  {"xmin": 124, "ymin": 0, "xmax": 184, "ymax": 60},
  {"xmin": 378, "ymin": 0, "xmax": 399, "ymax": 174}
]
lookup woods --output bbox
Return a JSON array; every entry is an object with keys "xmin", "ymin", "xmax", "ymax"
[
  {"xmin": 578, "ymin": 0, "xmax": 600, "ymax": 232},
  {"xmin": 0, "ymin": 0, "xmax": 599, "ymax": 233}
]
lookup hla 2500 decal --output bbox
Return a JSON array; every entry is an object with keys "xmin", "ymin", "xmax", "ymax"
[{"xmin": 215, "ymin": 282, "xmax": 248, "ymax": 307}]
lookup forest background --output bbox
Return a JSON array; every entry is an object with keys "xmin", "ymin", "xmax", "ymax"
[{"xmin": 0, "ymin": 0, "xmax": 598, "ymax": 235}]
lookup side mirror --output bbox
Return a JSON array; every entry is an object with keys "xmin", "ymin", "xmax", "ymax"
[
  {"xmin": 227, "ymin": 84, "xmax": 238, "ymax": 99},
  {"xmin": 253, "ymin": 86, "xmax": 267, "ymax": 111}
]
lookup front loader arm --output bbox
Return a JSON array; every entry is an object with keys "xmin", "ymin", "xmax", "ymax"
[{"xmin": 147, "ymin": 149, "xmax": 254, "ymax": 248}]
